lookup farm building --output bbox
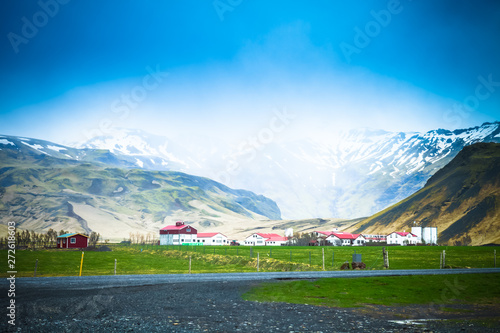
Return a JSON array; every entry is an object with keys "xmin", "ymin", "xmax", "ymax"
[
  {"xmin": 314, "ymin": 231, "xmax": 366, "ymax": 246},
  {"xmin": 197, "ymin": 232, "xmax": 228, "ymax": 245},
  {"xmin": 159, "ymin": 221, "xmax": 198, "ymax": 245},
  {"xmin": 387, "ymin": 232, "xmax": 418, "ymax": 245},
  {"xmin": 244, "ymin": 233, "xmax": 288, "ymax": 246},
  {"xmin": 56, "ymin": 233, "xmax": 88, "ymax": 249},
  {"xmin": 326, "ymin": 232, "xmax": 366, "ymax": 246},
  {"xmin": 411, "ymin": 226, "xmax": 438, "ymax": 245},
  {"xmin": 362, "ymin": 234, "xmax": 387, "ymax": 243}
]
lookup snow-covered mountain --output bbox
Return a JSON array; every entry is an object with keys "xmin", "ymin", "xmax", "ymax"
[{"xmin": 76, "ymin": 122, "xmax": 500, "ymax": 219}]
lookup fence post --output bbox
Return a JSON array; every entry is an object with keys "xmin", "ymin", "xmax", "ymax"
[
  {"xmin": 322, "ymin": 248, "xmax": 325, "ymax": 271},
  {"xmin": 79, "ymin": 252, "xmax": 84, "ymax": 277},
  {"xmin": 382, "ymin": 247, "xmax": 389, "ymax": 269},
  {"xmin": 189, "ymin": 256, "xmax": 192, "ymax": 274},
  {"xmin": 443, "ymin": 250, "xmax": 446, "ymax": 268},
  {"xmin": 257, "ymin": 253, "xmax": 260, "ymax": 272},
  {"xmin": 34, "ymin": 259, "xmax": 38, "ymax": 277},
  {"xmin": 440, "ymin": 252, "xmax": 443, "ymax": 269},
  {"xmin": 114, "ymin": 259, "xmax": 117, "ymax": 275}
]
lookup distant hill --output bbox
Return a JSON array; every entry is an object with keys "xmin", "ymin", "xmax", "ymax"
[
  {"xmin": 0, "ymin": 135, "xmax": 281, "ymax": 241},
  {"xmin": 348, "ymin": 142, "xmax": 500, "ymax": 245},
  {"xmin": 77, "ymin": 123, "xmax": 500, "ymax": 219}
]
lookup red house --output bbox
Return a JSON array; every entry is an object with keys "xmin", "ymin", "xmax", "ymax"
[
  {"xmin": 159, "ymin": 221, "xmax": 198, "ymax": 245},
  {"xmin": 57, "ymin": 233, "xmax": 89, "ymax": 249}
]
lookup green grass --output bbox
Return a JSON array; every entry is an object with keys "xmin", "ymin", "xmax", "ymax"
[
  {"xmin": 2, "ymin": 244, "xmax": 498, "ymax": 277},
  {"xmin": 242, "ymin": 273, "xmax": 500, "ymax": 308}
]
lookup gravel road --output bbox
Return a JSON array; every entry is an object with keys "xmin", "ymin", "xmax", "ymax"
[{"xmin": 6, "ymin": 270, "xmax": 500, "ymax": 332}]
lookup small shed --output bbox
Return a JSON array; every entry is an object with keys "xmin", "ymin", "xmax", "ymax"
[{"xmin": 57, "ymin": 233, "xmax": 89, "ymax": 249}]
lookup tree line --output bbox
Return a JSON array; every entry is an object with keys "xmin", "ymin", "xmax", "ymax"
[
  {"xmin": 127, "ymin": 231, "xmax": 158, "ymax": 245},
  {"xmin": 0, "ymin": 228, "xmax": 100, "ymax": 249}
]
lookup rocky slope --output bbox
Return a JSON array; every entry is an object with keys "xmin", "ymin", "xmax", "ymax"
[{"xmin": 348, "ymin": 142, "xmax": 500, "ymax": 245}]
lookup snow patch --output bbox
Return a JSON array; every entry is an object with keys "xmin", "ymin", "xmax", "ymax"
[
  {"xmin": 21, "ymin": 142, "xmax": 47, "ymax": 154},
  {"xmin": 135, "ymin": 158, "xmax": 144, "ymax": 168},
  {"xmin": 47, "ymin": 145, "xmax": 67, "ymax": 152},
  {"xmin": 0, "ymin": 139, "xmax": 15, "ymax": 146}
]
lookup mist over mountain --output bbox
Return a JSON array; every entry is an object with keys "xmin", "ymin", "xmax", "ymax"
[
  {"xmin": 0, "ymin": 135, "xmax": 281, "ymax": 240},
  {"xmin": 77, "ymin": 122, "xmax": 500, "ymax": 219}
]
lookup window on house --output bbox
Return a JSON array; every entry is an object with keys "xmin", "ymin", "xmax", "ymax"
[{"xmin": 70, "ymin": 238, "xmax": 76, "ymax": 244}]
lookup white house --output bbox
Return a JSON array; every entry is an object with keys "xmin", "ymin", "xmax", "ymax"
[
  {"xmin": 197, "ymin": 232, "xmax": 228, "ymax": 246},
  {"xmin": 159, "ymin": 221, "xmax": 198, "ymax": 245},
  {"xmin": 325, "ymin": 232, "xmax": 366, "ymax": 246},
  {"xmin": 386, "ymin": 232, "xmax": 418, "ymax": 245},
  {"xmin": 244, "ymin": 233, "xmax": 288, "ymax": 246}
]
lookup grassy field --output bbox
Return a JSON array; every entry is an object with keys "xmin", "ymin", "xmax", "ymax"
[
  {"xmin": 2, "ymin": 244, "xmax": 498, "ymax": 277},
  {"xmin": 242, "ymin": 273, "xmax": 500, "ymax": 308}
]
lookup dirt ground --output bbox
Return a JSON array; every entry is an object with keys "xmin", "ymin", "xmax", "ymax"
[{"xmin": 6, "ymin": 279, "xmax": 500, "ymax": 332}]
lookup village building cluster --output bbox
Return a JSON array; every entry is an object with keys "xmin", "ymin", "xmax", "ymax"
[{"xmin": 157, "ymin": 222, "xmax": 438, "ymax": 247}]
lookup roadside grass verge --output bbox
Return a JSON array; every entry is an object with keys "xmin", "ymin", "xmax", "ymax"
[
  {"xmin": 3, "ymin": 246, "xmax": 314, "ymax": 277},
  {"xmin": 242, "ymin": 273, "xmax": 500, "ymax": 308},
  {"xmin": 127, "ymin": 244, "xmax": 499, "ymax": 270},
  {"xmin": 3, "ymin": 244, "xmax": 499, "ymax": 277}
]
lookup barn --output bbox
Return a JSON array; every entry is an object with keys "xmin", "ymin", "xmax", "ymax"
[
  {"xmin": 57, "ymin": 233, "xmax": 88, "ymax": 249},
  {"xmin": 197, "ymin": 232, "xmax": 228, "ymax": 245},
  {"xmin": 159, "ymin": 221, "xmax": 198, "ymax": 245}
]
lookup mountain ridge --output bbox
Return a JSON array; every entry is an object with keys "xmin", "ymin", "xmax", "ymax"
[
  {"xmin": 76, "ymin": 122, "xmax": 500, "ymax": 219},
  {"xmin": 0, "ymin": 136, "xmax": 281, "ymax": 240},
  {"xmin": 347, "ymin": 142, "xmax": 500, "ymax": 245}
]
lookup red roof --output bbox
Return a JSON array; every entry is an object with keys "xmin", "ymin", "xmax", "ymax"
[
  {"xmin": 392, "ymin": 232, "xmax": 417, "ymax": 237},
  {"xmin": 197, "ymin": 232, "xmax": 226, "ymax": 238},
  {"xmin": 161, "ymin": 222, "xmax": 189, "ymax": 231},
  {"xmin": 265, "ymin": 236, "xmax": 288, "ymax": 242},
  {"xmin": 253, "ymin": 233, "xmax": 287, "ymax": 242},
  {"xmin": 328, "ymin": 232, "xmax": 362, "ymax": 240}
]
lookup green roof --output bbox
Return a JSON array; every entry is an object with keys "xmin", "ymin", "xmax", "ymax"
[{"xmin": 57, "ymin": 233, "xmax": 88, "ymax": 238}]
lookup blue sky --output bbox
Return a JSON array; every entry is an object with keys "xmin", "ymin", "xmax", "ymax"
[{"xmin": 1, "ymin": 0, "xmax": 499, "ymax": 144}]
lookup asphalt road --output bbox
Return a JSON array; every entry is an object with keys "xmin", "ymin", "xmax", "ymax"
[
  {"xmin": 17, "ymin": 267, "xmax": 500, "ymax": 290},
  {"xmin": 8, "ymin": 268, "xmax": 500, "ymax": 332}
]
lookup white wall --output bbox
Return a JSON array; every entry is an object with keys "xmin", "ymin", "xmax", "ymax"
[{"xmin": 160, "ymin": 233, "xmax": 198, "ymax": 245}]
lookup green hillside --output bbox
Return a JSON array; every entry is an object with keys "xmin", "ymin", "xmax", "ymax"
[
  {"xmin": 349, "ymin": 143, "xmax": 500, "ymax": 245},
  {"xmin": 0, "ymin": 146, "xmax": 281, "ymax": 240}
]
